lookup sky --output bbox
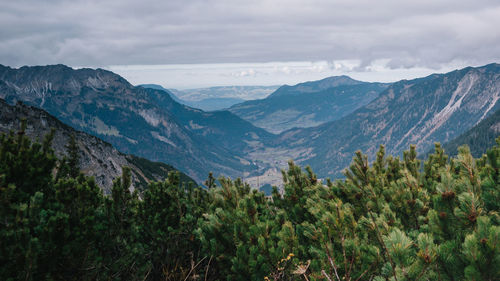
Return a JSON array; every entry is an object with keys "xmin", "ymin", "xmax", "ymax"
[{"xmin": 2, "ymin": 0, "xmax": 500, "ymax": 89}]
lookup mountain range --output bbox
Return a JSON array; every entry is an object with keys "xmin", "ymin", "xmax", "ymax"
[
  {"xmin": 143, "ymin": 84, "xmax": 279, "ymax": 111},
  {"xmin": 0, "ymin": 99, "xmax": 194, "ymax": 193},
  {"xmin": 0, "ymin": 63, "xmax": 498, "ymax": 188},
  {"xmin": 263, "ymin": 63, "xmax": 500, "ymax": 179},
  {"xmin": 229, "ymin": 76, "xmax": 389, "ymax": 133},
  {"xmin": 0, "ymin": 64, "xmax": 266, "ymax": 182},
  {"xmin": 170, "ymin": 85, "xmax": 278, "ymax": 110}
]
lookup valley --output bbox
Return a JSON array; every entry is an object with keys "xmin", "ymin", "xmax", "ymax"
[
  {"xmin": 3, "ymin": 1, "xmax": 500, "ymax": 280},
  {"xmin": 0, "ymin": 63, "xmax": 499, "ymax": 188}
]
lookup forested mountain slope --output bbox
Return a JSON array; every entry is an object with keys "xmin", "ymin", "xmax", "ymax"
[{"xmin": 440, "ymin": 107, "xmax": 500, "ymax": 157}]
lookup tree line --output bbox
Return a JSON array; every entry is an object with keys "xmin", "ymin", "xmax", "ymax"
[{"xmin": 1, "ymin": 122, "xmax": 499, "ymax": 280}]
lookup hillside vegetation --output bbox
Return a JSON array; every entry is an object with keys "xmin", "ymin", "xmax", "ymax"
[
  {"xmin": 442, "ymin": 108, "xmax": 500, "ymax": 158},
  {"xmin": 0, "ymin": 99, "xmax": 194, "ymax": 192},
  {"xmin": 1, "ymin": 123, "xmax": 498, "ymax": 280}
]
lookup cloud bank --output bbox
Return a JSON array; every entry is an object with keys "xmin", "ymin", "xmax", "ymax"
[
  {"xmin": 108, "ymin": 60, "xmax": 466, "ymax": 89},
  {"xmin": 2, "ymin": 0, "xmax": 499, "ymax": 70}
]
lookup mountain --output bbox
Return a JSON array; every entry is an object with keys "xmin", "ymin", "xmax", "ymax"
[
  {"xmin": 0, "ymin": 99, "xmax": 195, "ymax": 193},
  {"xmin": 140, "ymin": 84, "xmax": 245, "ymax": 111},
  {"xmin": 168, "ymin": 85, "xmax": 279, "ymax": 111},
  {"xmin": 182, "ymin": 97, "xmax": 246, "ymax": 111},
  {"xmin": 3, "ymin": 63, "xmax": 499, "ymax": 188},
  {"xmin": 0, "ymin": 64, "xmax": 265, "ymax": 182},
  {"xmin": 229, "ymin": 76, "xmax": 389, "ymax": 133},
  {"xmin": 172, "ymin": 85, "xmax": 279, "ymax": 101},
  {"xmin": 150, "ymin": 85, "xmax": 280, "ymax": 111},
  {"xmin": 439, "ymin": 107, "xmax": 500, "ymax": 157},
  {"xmin": 268, "ymin": 75, "xmax": 365, "ymax": 97},
  {"xmin": 253, "ymin": 63, "xmax": 500, "ymax": 180},
  {"xmin": 141, "ymin": 88, "xmax": 275, "ymax": 155},
  {"xmin": 138, "ymin": 84, "xmax": 185, "ymax": 103}
]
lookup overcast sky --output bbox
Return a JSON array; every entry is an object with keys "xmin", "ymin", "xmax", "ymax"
[{"xmin": 2, "ymin": 0, "xmax": 500, "ymax": 88}]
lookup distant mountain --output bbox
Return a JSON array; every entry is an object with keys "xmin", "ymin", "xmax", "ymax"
[
  {"xmin": 140, "ymin": 84, "xmax": 245, "ymax": 111},
  {"xmin": 173, "ymin": 85, "xmax": 279, "ymax": 101},
  {"xmin": 141, "ymin": 88, "xmax": 275, "ymax": 155},
  {"xmin": 0, "ymin": 99, "xmax": 194, "ymax": 193},
  {"xmin": 0, "ymin": 64, "xmax": 265, "ymax": 182},
  {"xmin": 255, "ymin": 63, "xmax": 500, "ymax": 180},
  {"xmin": 439, "ymin": 108, "xmax": 500, "ymax": 158},
  {"xmin": 268, "ymin": 75, "xmax": 365, "ymax": 97},
  {"xmin": 229, "ymin": 76, "xmax": 389, "ymax": 133},
  {"xmin": 183, "ymin": 97, "xmax": 246, "ymax": 111},
  {"xmin": 138, "ymin": 84, "xmax": 185, "ymax": 103},
  {"xmin": 170, "ymin": 85, "xmax": 279, "ymax": 111}
]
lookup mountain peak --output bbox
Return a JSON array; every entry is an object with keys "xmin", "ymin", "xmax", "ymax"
[
  {"xmin": 317, "ymin": 74, "xmax": 360, "ymax": 84},
  {"xmin": 0, "ymin": 64, "xmax": 133, "ymax": 93},
  {"xmin": 269, "ymin": 75, "xmax": 364, "ymax": 99}
]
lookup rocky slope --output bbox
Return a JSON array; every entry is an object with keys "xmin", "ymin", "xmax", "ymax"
[
  {"xmin": 0, "ymin": 64, "xmax": 266, "ymax": 182},
  {"xmin": 229, "ymin": 76, "xmax": 389, "ymax": 133},
  {"xmin": 0, "ymin": 99, "xmax": 194, "ymax": 193},
  {"xmin": 270, "ymin": 63, "xmax": 500, "ymax": 179}
]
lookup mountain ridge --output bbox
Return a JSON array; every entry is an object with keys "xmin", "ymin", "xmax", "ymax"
[
  {"xmin": 0, "ymin": 64, "xmax": 265, "ymax": 182},
  {"xmin": 271, "ymin": 63, "xmax": 500, "ymax": 178},
  {"xmin": 2, "ymin": 63, "xmax": 499, "ymax": 187},
  {"xmin": 439, "ymin": 107, "xmax": 500, "ymax": 158},
  {"xmin": 0, "ymin": 99, "xmax": 195, "ymax": 192},
  {"xmin": 229, "ymin": 76, "xmax": 389, "ymax": 133}
]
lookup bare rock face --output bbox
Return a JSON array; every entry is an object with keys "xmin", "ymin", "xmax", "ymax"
[{"xmin": 0, "ymin": 99, "xmax": 194, "ymax": 193}]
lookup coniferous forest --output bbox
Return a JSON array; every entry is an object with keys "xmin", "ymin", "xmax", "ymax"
[{"xmin": 1, "ymin": 123, "xmax": 499, "ymax": 281}]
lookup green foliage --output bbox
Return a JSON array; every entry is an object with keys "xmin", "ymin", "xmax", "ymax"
[
  {"xmin": 0, "ymin": 125, "xmax": 208, "ymax": 280},
  {"xmin": 1, "ymin": 123, "xmax": 499, "ymax": 280},
  {"xmin": 126, "ymin": 154, "xmax": 196, "ymax": 188},
  {"xmin": 139, "ymin": 172, "xmax": 207, "ymax": 280}
]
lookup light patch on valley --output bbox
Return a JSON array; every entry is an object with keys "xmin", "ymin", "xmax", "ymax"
[
  {"xmin": 91, "ymin": 117, "xmax": 121, "ymax": 136},
  {"xmin": 125, "ymin": 137, "xmax": 138, "ymax": 144},
  {"xmin": 151, "ymin": 131, "xmax": 177, "ymax": 148},
  {"xmin": 491, "ymin": 122, "xmax": 500, "ymax": 133},
  {"xmin": 139, "ymin": 109, "xmax": 161, "ymax": 127},
  {"xmin": 477, "ymin": 90, "xmax": 500, "ymax": 124},
  {"xmin": 253, "ymin": 109, "xmax": 303, "ymax": 134},
  {"xmin": 189, "ymin": 120, "xmax": 205, "ymax": 129},
  {"xmin": 87, "ymin": 74, "xmax": 109, "ymax": 90},
  {"xmin": 244, "ymin": 168, "xmax": 283, "ymax": 189}
]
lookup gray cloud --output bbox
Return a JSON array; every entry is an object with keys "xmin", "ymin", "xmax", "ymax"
[{"xmin": 1, "ymin": 0, "xmax": 499, "ymax": 68}]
